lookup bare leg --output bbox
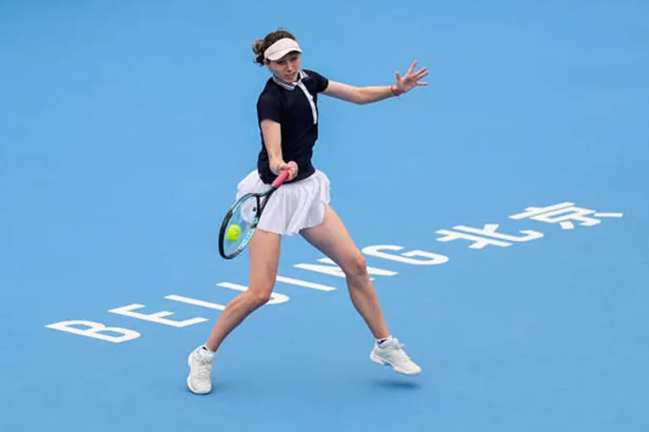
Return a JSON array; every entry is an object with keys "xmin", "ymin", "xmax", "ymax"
[
  {"xmin": 204, "ymin": 228, "xmax": 281, "ymax": 353},
  {"xmin": 300, "ymin": 205, "xmax": 390, "ymax": 340}
]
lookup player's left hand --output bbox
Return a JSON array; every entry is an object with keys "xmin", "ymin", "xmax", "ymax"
[{"xmin": 393, "ymin": 61, "xmax": 429, "ymax": 95}]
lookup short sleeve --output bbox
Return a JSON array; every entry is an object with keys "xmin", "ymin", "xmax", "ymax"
[
  {"xmin": 257, "ymin": 92, "xmax": 282, "ymax": 124},
  {"xmin": 305, "ymin": 70, "xmax": 329, "ymax": 93}
]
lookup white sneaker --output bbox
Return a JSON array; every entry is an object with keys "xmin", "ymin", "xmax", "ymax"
[
  {"xmin": 187, "ymin": 345, "xmax": 215, "ymax": 394},
  {"xmin": 370, "ymin": 337, "xmax": 422, "ymax": 376}
]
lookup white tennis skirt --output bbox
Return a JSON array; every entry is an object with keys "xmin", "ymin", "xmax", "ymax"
[{"xmin": 235, "ymin": 169, "xmax": 331, "ymax": 236}]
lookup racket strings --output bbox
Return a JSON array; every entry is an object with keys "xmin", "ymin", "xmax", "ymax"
[{"xmin": 221, "ymin": 196, "xmax": 257, "ymax": 257}]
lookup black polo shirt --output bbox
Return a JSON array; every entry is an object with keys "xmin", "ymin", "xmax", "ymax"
[{"xmin": 256, "ymin": 69, "xmax": 329, "ymax": 184}]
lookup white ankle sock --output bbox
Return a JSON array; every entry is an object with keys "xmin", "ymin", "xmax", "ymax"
[{"xmin": 377, "ymin": 335, "xmax": 393, "ymax": 347}]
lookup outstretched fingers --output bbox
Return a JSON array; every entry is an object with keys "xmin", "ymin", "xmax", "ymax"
[
  {"xmin": 407, "ymin": 60, "xmax": 418, "ymax": 75},
  {"xmin": 395, "ymin": 61, "xmax": 430, "ymax": 92},
  {"xmin": 413, "ymin": 65, "xmax": 429, "ymax": 78}
]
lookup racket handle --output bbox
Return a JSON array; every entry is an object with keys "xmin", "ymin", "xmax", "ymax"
[{"xmin": 272, "ymin": 167, "xmax": 291, "ymax": 188}]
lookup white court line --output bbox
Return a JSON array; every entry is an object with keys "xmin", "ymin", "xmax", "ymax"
[{"xmin": 594, "ymin": 213, "xmax": 623, "ymax": 217}]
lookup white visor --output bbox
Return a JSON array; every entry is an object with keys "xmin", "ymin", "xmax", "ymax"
[{"xmin": 264, "ymin": 38, "xmax": 303, "ymax": 61}]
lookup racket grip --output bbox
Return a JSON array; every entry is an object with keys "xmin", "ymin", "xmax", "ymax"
[{"xmin": 272, "ymin": 167, "xmax": 291, "ymax": 188}]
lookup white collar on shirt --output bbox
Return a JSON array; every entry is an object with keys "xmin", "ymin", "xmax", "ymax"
[{"xmin": 272, "ymin": 70, "xmax": 310, "ymax": 91}]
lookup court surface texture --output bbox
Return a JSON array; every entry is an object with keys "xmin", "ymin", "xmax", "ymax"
[{"xmin": 1, "ymin": 1, "xmax": 647, "ymax": 431}]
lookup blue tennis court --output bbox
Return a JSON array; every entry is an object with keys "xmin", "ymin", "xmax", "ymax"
[{"xmin": 1, "ymin": 1, "xmax": 648, "ymax": 431}]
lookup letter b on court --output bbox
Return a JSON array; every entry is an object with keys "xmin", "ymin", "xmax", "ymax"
[{"xmin": 46, "ymin": 320, "xmax": 140, "ymax": 343}]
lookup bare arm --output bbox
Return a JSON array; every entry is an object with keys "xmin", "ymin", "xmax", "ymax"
[
  {"xmin": 260, "ymin": 119, "xmax": 298, "ymax": 180},
  {"xmin": 323, "ymin": 81, "xmax": 397, "ymax": 104},
  {"xmin": 260, "ymin": 119, "xmax": 283, "ymax": 165},
  {"xmin": 322, "ymin": 61, "xmax": 429, "ymax": 105}
]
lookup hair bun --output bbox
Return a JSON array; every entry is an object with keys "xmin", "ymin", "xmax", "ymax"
[{"xmin": 251, "ymin": 29, "xmax": 297, "ymax": 66}]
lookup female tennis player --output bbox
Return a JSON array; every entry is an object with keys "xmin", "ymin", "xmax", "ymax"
[{"xmin": 187, "ymin": 29, "xmax": 429, "ymax": 394}]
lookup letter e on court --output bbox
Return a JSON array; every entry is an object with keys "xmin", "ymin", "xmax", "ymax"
[{"xmin": 45, "ymin": 320, "xmax": 140, "ymax": 343}]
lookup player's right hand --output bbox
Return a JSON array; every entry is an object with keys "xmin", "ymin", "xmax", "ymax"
[
  {"xmin": 274, "ymin": 160, "xmax": 298, "ymax": 181},
  {"xmin": 282, "ymin": 161, "xmax": 298, "ymax": 181}
]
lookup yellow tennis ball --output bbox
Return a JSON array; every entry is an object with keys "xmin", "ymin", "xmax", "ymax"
[{"xmin": 226, "ymin": 224, "xmax": 241, "ymax": 242}]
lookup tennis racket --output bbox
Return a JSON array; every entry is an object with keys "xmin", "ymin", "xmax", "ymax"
[{"xmin": 218, "ymin": 168, "xmax": 291, "ymax": 259}]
